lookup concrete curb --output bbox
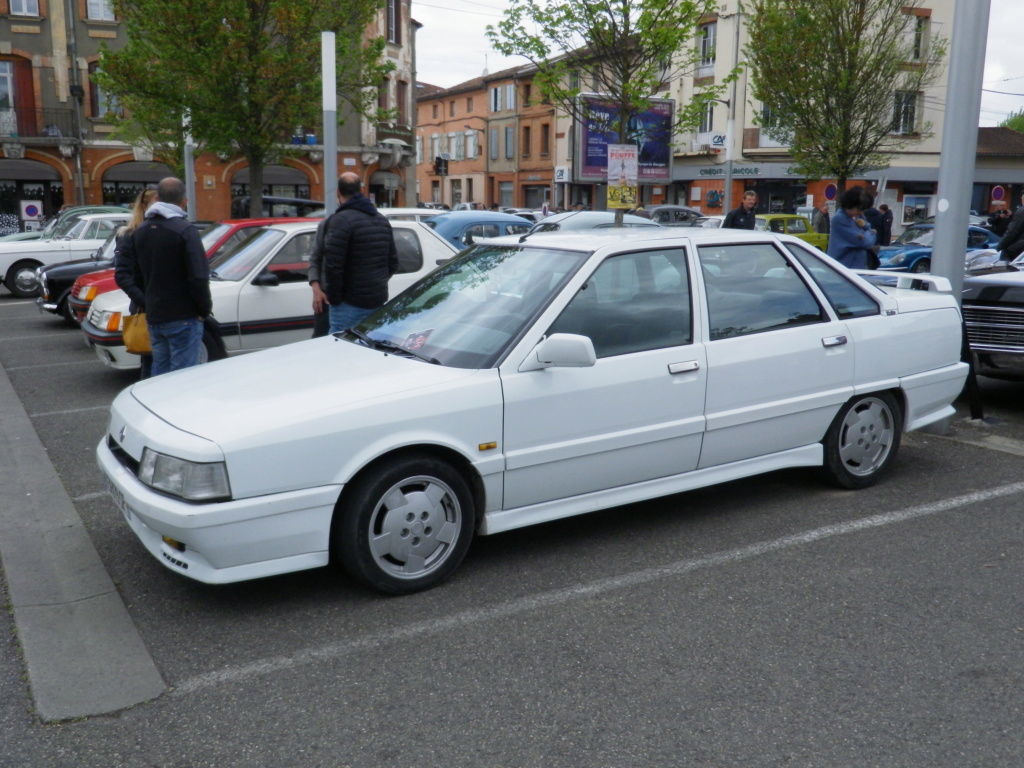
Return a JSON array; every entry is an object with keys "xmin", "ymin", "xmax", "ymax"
[{"xmin": 0, "ymin": 361, "xmax": 165, "ymax": 721}]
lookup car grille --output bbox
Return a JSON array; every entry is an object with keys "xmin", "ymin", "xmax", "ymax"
[
  {"xmin": 963, "ymin": 304, "xmax": 1024, "ymax": 352},
  {"xmin": 107, "ymin": 435, "xmax": 140, "ymax": 478},
  {"xmin": 87, "ymin": 306, "xmax": 102, "ymax": 327}
]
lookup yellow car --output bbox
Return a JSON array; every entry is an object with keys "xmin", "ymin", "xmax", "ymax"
[{"xmin": 755, "ymin": 214, "xmax": 828, "ymax": 251}]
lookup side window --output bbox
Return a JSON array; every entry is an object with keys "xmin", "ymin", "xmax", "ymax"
[
  {"xmin": 266, "ymin": 232, "xmax": 312, "ymax": 283},
  {"xmin": 462, "ymin": 224, "xmax": 499, "ymax": 245},
  {"xmin": 787, "ymin": 217, "xmax": 808, "ymax": 234},
  {"xmin": 698, "ymin": 243, "xmax": 825, "ymax": 341},
  {"xmin": 547, "ymin": 248, "xmax": 692, "ymax": 358},
  {"xmin": 84, "ymin": 221, "xmax": 102, "ymax": 239},
  {"xmin": 968, "ymin": 230, "xmax": 987, "ymax": 247},
  {"xmin": 392, "ymin": 228, "xmax": 424, "ymax": 273},
  {"xmin": 784, "ymin": 242, "xmax": 880, "ymax": 319},
  {"xmin": 506, "ymin": 223, "xmax": 531, "ymax": 235},
  {"xmin": 769, "ymin": 219, "xmax": 785, "ymax": 233}
]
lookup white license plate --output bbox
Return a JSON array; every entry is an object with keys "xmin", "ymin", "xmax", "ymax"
[{"xmin": 105, "ymin": 476, "xmax": 133, "ymax": 523}]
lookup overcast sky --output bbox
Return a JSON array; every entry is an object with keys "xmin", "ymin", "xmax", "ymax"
[{"xmin": 413, "ymin": 1, "xmax": 1024, "ymax": 128}]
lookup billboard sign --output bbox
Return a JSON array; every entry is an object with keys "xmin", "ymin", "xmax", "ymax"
[{"xmin": 574, "ymin": 94, "xmax": 674, "ymax": 184}]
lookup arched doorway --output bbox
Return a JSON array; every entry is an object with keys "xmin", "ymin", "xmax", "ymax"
[
  {"xmin": 0, "ymin": 158, "xmax": 63, "ymax": 234},
  {"xmin": 101, "ymin": 160, "xmax": 175, "ymax": 207}
]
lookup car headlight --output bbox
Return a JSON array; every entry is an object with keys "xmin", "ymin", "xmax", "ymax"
[
  {"xmin": 138, "ymin": 448, "xmax": 231, "ymax": 501},
  {"xmin": 885, "ymin": 251, "xmax": 907, "ymax": 266},
  {"xmin": 77, "ymin": 285, "xmax": 97, "ymax": 301},
  {"xmin": 92, "ymin": 309, "xmax": 123, "ymax": 332}
]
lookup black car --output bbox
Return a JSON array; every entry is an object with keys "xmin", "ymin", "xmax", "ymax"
[
  {"xmin": 34, "ymin": 233, "xmax": 117, "ymax": 326},
  {"xmin": 962, "ymin": 268, "xmax": 1024, "ymax": 380}
]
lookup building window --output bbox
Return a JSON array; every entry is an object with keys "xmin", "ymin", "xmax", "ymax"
[
  {"xmin": 89, "ymin": 63, "xmax": 122, "ymax": 119},
  {"xmin": 452, "ymin": 132, "xmax": 465, "ymax": 161},
  {"xmin": 378, "ymin": 79, "xmax": 389, "ymax": 111},
  {"xmin": 540, "ymin": 123, "xmax": 550, "ymax": 156},
  {"xmin": 523, "ymin": 83, "xmax": 532, "ymax": 106},
  {"xmin": 87, "ymin": 0, "xmax": 115, "ymax": 21},
  {"xmin": 10, "ymin": 0, "xmax": 40, "ymax": 16},
  {"xmin": 697, "ymin": 22, "xmax": 716, "ymax": 77},
  {"xmin": 467, "ymin": 96, "xmax": 474, "ymax": 112},
  {"xmin": 490, "ymin": 128, "xmax": 498, "ymax": 160},
  {"xmin": 397, "ymin": 81, "xmax": 408, "ymax": 124},
  {"xmin": 506, "ymin": 83, "xmax": 516, "ymax": 111},
  {"xmin": 910, "ymin": 13, "xmax": 928, "ymax": 61},
  {"xmin": 415, "ymin": 136, "xmax": 423, "ymax": 165},
  {"xmin": 386, "ymin": 0, "xmax": 401, "ymax": 44},
  {"xmin": 449, "ymin": 100, "xmax": 456, "ymax": 118},
  {"xmin": 432, "ymin": 104, "xmax": 438, "ymax": 120},
  {"xmin": 698, "ymin": 100, "xmax": 714, "ymax": 134},
  {"xmin": 490, "ymin": 86, "xmax": 502, "ymax": 112},
  {"xmin": 522, "ymin": 125, "xmax": 531, "ymax": 157},
  {"xmin": 893, "ymin": 91, "xmax": 918, "ymax": 135},
  {"xmin": 465, "ymin": 130, "xmax": 478, "ymax": 159},
  {"xmin": 430, "ymin": 134, "xmax": 440, "ymax": 161},
  {"xmin": 505, "ymin": 125, "xmax": 514, "ymax": 159}
]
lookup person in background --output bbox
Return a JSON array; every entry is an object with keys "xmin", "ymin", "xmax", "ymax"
[
  {"xmin": 997, "ymin": 192, "xmax": 1024, "ymax": 261},
  {"xmin": 878, "ymin": 204, "xmax": 894, "ymax": 246},
  {"xmin": 113, "ymin": 187, "xmax": 158, "ymax": 378},
  {"xmin": 130, "ymin": 177, "xmax": 212, "ymax": 375},
  {"xmin": 826, "ymin": 186, "xmax": 877, "ymax": 269},
  {"xmin": 308, "ymin": 212, "xmax": 333, "ymax": 338},
  {"xmin": 723, "ymin": 190, "xmax": 758, "ymax": 229},
  {"xmin": 573, "ymin": 201, "xmax": 586, "ymax": 212},
  {"xmin": 988, "ymin": 201, "xmax": 1010, "ymax": 238},
  {"xmin": 812, "ymin": 200, "xmax": 831, "ymax": 235},
  {"xmin": 323, "ymin": 173, "xmax": 398, "ymax": 334}
]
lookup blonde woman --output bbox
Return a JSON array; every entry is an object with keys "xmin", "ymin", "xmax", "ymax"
[{"xmin": 113, "ymin": 187, "xmax": 157, "ymax": 377}]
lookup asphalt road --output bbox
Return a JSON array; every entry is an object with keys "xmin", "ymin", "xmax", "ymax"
[{"xmin": 2, "ymin": 288, "xmax": 1024, "ymax": 767}]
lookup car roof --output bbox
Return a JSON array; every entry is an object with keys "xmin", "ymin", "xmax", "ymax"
[
  {"xmin": 428, "ymin": 210, "xmax": 531, "ymax": 221},
  {"xmin": 496, "ymin": 225, "xmax": 792, "ymax": 250},
  {"xmin": 77, "ymin": 212, "xmax": 130, "ymax": 221},
  {"xmin": 531, "ymin": 211, "xmax": 660, "ymax": 227}
]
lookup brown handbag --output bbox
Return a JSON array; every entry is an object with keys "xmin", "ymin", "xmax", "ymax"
[{"xmin": 122, "ymin": 313, "xmax": 152, "ymax": 355}]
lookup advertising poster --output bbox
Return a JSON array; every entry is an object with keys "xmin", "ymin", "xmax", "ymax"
[
  {"xmin": 575, "ymin": 95, "xmax": 674, "ymax": 184},
  {"xmin": 607, "ymin": 144, "xmax": 638, "ymax": 209}
]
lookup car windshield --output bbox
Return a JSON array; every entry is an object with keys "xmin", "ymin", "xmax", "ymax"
[
  {"xmin": 206, "ymin": 228, "xmax": 285, "ymax": 281},
  {"xmin": 200, "ymin": 223, "xmax": 232, "ymax": 252},
  {"xmin": 349, "ymin": 243, "xmax": 588, "ymax": 369},
  {"xmin": 64, "ymin": 219, "xmax": 90, "ymax": 239},
  {"xmin": 895, "ymin": 226, "xmax": 934, "ymax": 246}
]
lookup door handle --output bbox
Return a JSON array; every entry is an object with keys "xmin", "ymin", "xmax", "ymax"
[
  {"xmin": 668, "ymin": 360, "xmax": 700, "ymax": 374},
  {"xmin": 821, "ymin": 335, "xmax": 848, "ymax": 347}
]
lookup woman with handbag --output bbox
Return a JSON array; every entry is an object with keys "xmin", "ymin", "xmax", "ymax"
[{"xmin": 114, "ymin": 187, "xmax": 158, "ymax": 378}]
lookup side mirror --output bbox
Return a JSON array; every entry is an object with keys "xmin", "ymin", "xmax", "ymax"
[
  {"xmin": 435, "ymin": 258, "xmax": 451, "ymax": 266},
  {"xmin": 519, "ymin": 333, "xmax": 597, "ymax": 372},
  {"xmin": 252, "ymin": 270, "xmax": 280, "ymax": 287}
]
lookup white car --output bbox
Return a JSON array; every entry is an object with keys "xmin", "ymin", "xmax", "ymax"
[
  {"xmin": 98, "ymin": 228, "xmax": 968, "ymax": 594},
  {"xmin": 377, "ymin": 207, "xmax": 442, "ymax": 223},
  {"xmin": 1, "ymin": 212, "xmax": 129, "ymax": 297},
  {"xmin": 82, "ymin": 219, "xmax": 457, "ymax": 369},
  {"xmin": 527, "ymin": 210, "xmax": 660, "ymax": 234}
]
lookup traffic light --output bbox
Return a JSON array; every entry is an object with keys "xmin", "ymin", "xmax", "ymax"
[{"xmin": 433, "ymin": 156, "xmax": 448, "ymax": 176}]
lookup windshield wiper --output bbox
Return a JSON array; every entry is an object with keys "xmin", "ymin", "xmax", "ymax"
[{"xmin": 344, "ymin": 328, "xmax": 440, "ymax": 364}]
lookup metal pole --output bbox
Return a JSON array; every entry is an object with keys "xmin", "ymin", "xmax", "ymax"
[
  {"xmin": 723, "ymin": 2, "xmax": 742, "ymax": 215},
  {"xmin": 932, "ymin": 0, "xmax": 991, "ymax": 300},
  {"xmin": 322, "ymin": 32, "xmax": 338, "ymax": 210},
  {"xmin": 183, "ymin": 112, "xmax": 196, "ymax": 221}
]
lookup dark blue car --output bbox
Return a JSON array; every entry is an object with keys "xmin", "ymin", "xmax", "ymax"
[{"xmin": 878, "ymin": 224, "xmax": 999, "ymax": 273}]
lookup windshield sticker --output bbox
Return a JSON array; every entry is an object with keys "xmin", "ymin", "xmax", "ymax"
[{"xmin": 402, "ymin": 329, "xmax": 434, "ymax": 351}]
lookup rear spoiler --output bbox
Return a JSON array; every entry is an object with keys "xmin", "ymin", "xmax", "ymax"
[{"xmin": 854, "ymin": 270, "xmax": 953, "ymax": 293}]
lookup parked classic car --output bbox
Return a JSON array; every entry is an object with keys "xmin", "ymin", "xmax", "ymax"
[
  {"xmin": 98, "ymin": 228, "xmax": 967, "ymax": 594},
  {"xmin": 879, "ymin": 224, "xmax": 1000, "ymax": 273},
  {"xmin": 0, "ymin": 205, "xmax": 125, "ymax": 243},
  {"xmin": 34, "ymin": 232, "xmax": 118, "ymax": 324},
  {"xmin": 0, "ymin": 212, "xmax": 130, "ymax": 298},
  {"xmin": 963, "ymin": 267, "xmax": 1024, "ymax": 380},
  {"xmin": 81, "ymin": 219, "xmax": 457, "ymax": 369},
  {"xmin": 66, "ymin": 218, "xmax": 308, "ymax": 323},
  {"xmin": 754, "ymin": 214, "xmax": 829, "ymax": 251},
  {"xmin": 526, "ymin": 211, "xmax": 661, "ymax": 234},
  {"xmin": 424, "ymin": 210, "xmax": 533, "ymax": 248},
  {"xmin": 646, "ymin": 205, "xmax": 704, "ymax": 227}
]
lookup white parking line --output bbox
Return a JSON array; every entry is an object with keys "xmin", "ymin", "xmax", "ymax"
[
  {"xmin": 0, "ymin": 333, "xmax": 77, "ymax": 342},
  {"xmin": 30, "ymin": 405, "xmax": 110, "ymax": 418},
  {"xmin": 171, "ymin": 480, "xmax": 1024, "ymax": 697}
]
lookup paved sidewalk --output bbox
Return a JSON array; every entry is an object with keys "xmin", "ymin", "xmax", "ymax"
[{"xmin": 0, "ymin": 362, "xmax": 165, "ymax": 721}]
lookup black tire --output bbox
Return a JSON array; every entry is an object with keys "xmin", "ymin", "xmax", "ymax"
[
  {"xmin": 5, "ymin": 260, "xmax": 42, "ymax": 298},
  {"xmin": 822, "ymin": 392, "xmax": 902, "ymax": 489},
  {"xmin": 911, "ymin": 259, "xmax": 931, "ymax": 273},
  {"xmin": 333, "ymin": 455, "xmax": 475, "ymax": 595},
  {"xmin": 58, "ymin": 292, "xmax": 78, "ymax": 327}
]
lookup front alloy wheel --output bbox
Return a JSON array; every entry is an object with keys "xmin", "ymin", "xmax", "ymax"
[
  {"xmin": 822, "ymin": 392, "xmax": 902, "ymax": 489},
  {"xmin": 334, "ymin": 455, "xmax": 475, "ymax": 594}
]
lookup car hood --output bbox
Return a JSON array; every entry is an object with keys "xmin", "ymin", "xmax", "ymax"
[
  {"xmin": 963, "ymin": 269, "xmax": 1024, "ymax": 302},
  {"xmin": 128, "ymin": 336, "xmax": 483, "ymax": 445}
]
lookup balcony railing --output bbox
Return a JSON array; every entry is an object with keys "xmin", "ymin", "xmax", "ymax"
[{"xmin": 0, "ymin": 108, "xmax": 76, "ymax": 139}]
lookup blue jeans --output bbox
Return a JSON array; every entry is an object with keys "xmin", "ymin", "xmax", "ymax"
[
  {"xmin": 328, "ymin": 303, "xmax": 377, "ymax": 335},
  {"xmin": 149, "ymin": 318, "xmax": 204, "ymax": 376}
]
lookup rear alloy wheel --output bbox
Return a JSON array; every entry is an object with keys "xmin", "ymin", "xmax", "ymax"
[
  {"xmin": 59, "ymin": 292, "xmax": 78, "ymax": 327},
  {"xmin": 334, "ymin": 455, "xmax": 475, "ymax": 594},
  {"xmin": 5, "ymin": 260, "xmax": 42, "ymax": 298},
  {"xmin": 822, "ymin": 392, "xmax": 902, "ymax": 489},
  {"xmin": 911, "ymin": 259, "xmax": 931, "ymax": 273}
]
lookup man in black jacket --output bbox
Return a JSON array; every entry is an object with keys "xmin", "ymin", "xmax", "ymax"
[
  {"xmin": 130, "ymin": 177, "xmax": 212, "ymax": 376},
  {"xmin": 722, "ymin": 190, "xmax": 757, "ymax": 229},
  {"xmin": 323, "ymin": 173, "xmax": 398, "ymax": 334},
  {"xmin": 998, "ymin": 193, "xmax": 1024, "ymax": 260}
]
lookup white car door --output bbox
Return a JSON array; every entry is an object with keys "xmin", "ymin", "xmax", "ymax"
[
  {"xmin": 501, "ymin": 247, "xmax": 707, "ymax": 509},
  {"xmin": 695, "ymin": 240, "xmax": 856, "ymax": 468},
  {"xmin": 236, "ymin": 230, "xmax": 316, "ymax": 350}
]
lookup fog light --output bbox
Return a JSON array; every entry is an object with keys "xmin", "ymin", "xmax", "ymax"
[{"xmin": 162, "ymin": 536, "xmax": 186, "ymax": 552}]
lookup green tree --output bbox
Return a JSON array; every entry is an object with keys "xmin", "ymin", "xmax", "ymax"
[
  {"xmin": 745, "ymin": 0, "xmax": 946, "ymax": 195},
  {"xmin": 99, "ymin": 0, "xmax": 393, "ymax": 217},
  {"xmin": 999, "ymin": 108, "xmax": 1024, "ymax": 134},
  {"xmin": 487, "ymin": 0, "xmax": 732, "ymax": 201}
]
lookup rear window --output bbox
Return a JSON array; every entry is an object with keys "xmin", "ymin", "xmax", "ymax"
[{"xmin": 784, "ymin": 243, "xmax": 880, "ymax": 319}]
